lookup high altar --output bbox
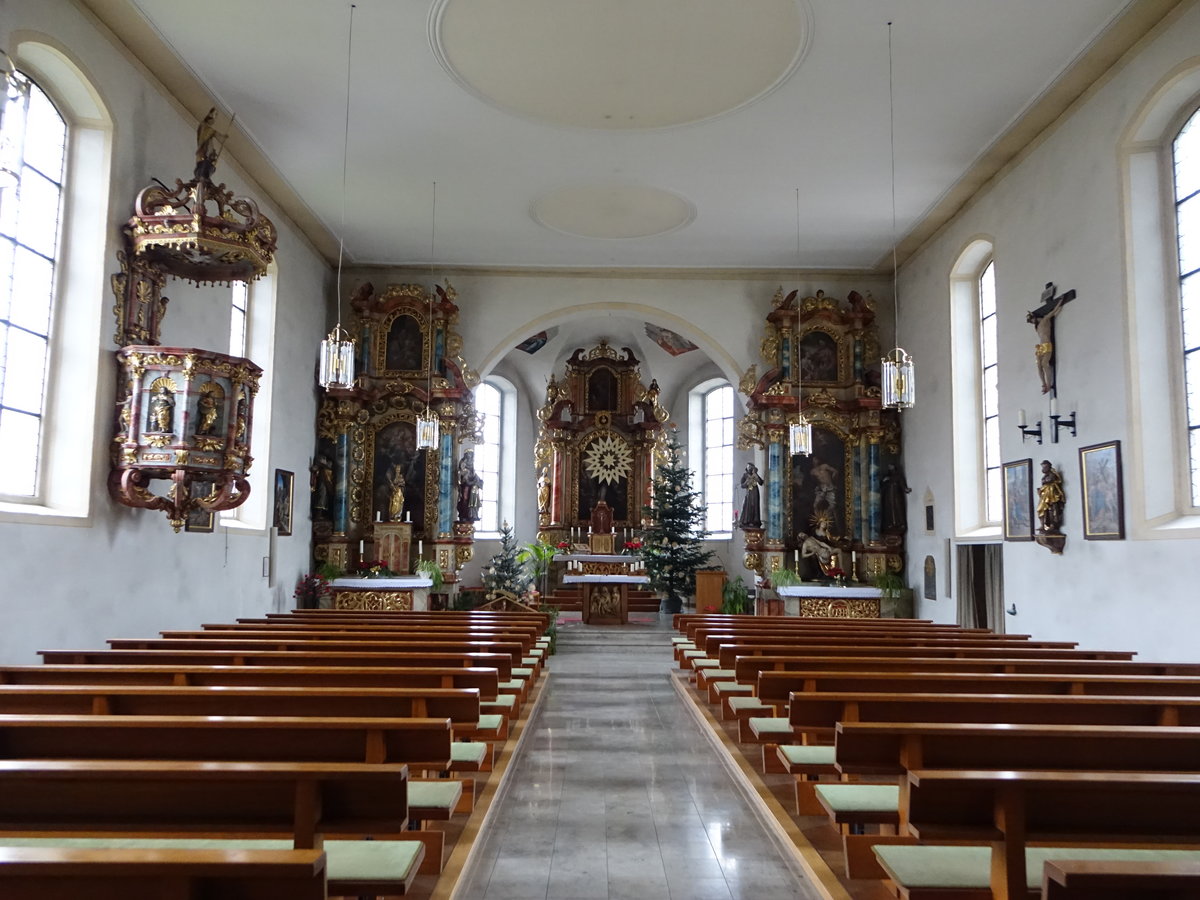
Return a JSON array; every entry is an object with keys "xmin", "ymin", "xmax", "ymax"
[
  {"xmin": 737, "ymin": 288, "xmax": 907, "ymax": 610},
  {"xmin": 533, "ymin": 340, "xmax": 669, "ymax": 544},
  {"xmin": 311, "ymin": 281, "xmax": 482, "ymax": 596}
]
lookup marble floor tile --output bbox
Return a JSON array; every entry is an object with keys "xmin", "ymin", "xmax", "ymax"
[{"xmin": 458, "ymin": 619, "xmax": 814, "ymax": 900}]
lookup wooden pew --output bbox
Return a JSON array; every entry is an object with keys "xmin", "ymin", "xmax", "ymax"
[
  {"xmin": 0, "ymin": 846, "xmax": 328, "ymax": 900},
  {"xmin": 1042, "ymin": 859, "xmax": 1200, "ymax": 899},
  {"xmin": 829, "ymin": 721, "xmax": 1200, "ymax": 878},
  {"xmin": 0, "ymin": 685, "xmax": 506, "ymax": 744},
  {"xmin": 0, "ymin": 759, "xmax": 424, "ymax": 898},
  {"xmin": 106, "ymin": 637, "xmax": 531, "ymax": 664},
  {"xmin": 0, "ymin": 713, "xmax": 474, "ymax": 873},
  {"xmin": 875, "ymin": 769, "xmax": 1200, "ymax": 900},
  {"xmin": 37, "ymin": 649, "xmax": 516, "ymax": 681}
]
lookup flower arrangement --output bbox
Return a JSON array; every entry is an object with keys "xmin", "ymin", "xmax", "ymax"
[
  {"xmin": 826, "ymin": 566, "xmax": 846, "ymax": 579},
  {"xmin": 293, "ymin": 573, "xmax": 331, "ymax": 608},
  {"xmin": 556, "ymin": 541, "xmax": 571, "ymax": 550},
  {"xmin": 622, "ymin": 540, "xmax": 643, "ymax": 553},
  {"xmin": 357, "ymin": 559, "xmax": 394, "ymax": 578}
]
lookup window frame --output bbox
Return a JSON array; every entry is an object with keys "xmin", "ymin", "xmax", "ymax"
[
  {"xmin": 472, "ymin": 375, "xmax": 516, "ymax": 540},
  {"xmin": 0, "ymin": 42, "xmax": 111, "ymax": 526},
  {"xmin": 1171, "ymin": 105, "xmax": 1200, "ymax": 510},
  {"xmin": 689, "ymin": 378, "xmax": 734, "ymax": 540}
]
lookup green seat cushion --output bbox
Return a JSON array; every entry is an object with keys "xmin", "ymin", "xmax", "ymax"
[
  {"xmin": 450, "ymin": 742, "xmax": 488, "ymax": 765},
  {"xmin": 875, "ymin": 845, "xmax": 1200, "ymax": 892},
  {"xmin": 476, "ymin": 714, "xmax": 504, "ymax": 733},
  {"xmin": 778, "ymin": 745, "xmax": 837, "ymax": 766},
  {"xmin": 408, "ymin": 780, "xmax": 463, "ymax": 811},
  {"xmin": 713, "ymin": 682, "xmax": 753, "ymax": 695},
  {"xmin": 528, "ymin": 648, "xmax": 545, "ymax": 657},
  {"xmin": 699, "ymin": 668, "xmax": 735, "ymax": 679},
  {"xmin": 0, "ymin": 837, "xmax": 423, "ymax": 885},
  {"xmin": 728, "ymin": 696, "xmax": 769, "ymax": 712},
  {"xmin": 692, "ymin": 659, "xmax": 720, "ymax": 669},
  {"xmin": 482, "ymin": 694, "xmax": 516, "ymax": 709},
  {"xmin": 511, "ymin": 667, "xmax": 534, "ymax": 678},
  {"xmin": 747, "ymin": 716, "xmax": 793, "ymax": 736},
  {"xmin": 813, "ymin": 783, "xmax": 898, "ymax": 812},
  {"xmin": 671, "ymin": 637, "xmax": 692, "ymax": 644},
  {"xmin": 521, "ymin": 656, "xmax": 539, "ymax": 666},
  {"xmin": 682, "ymin": 650, "xmax": 706, "ymax": 659},
  {"xmin": 535, "ymin": 639, "xmax": 551, "ymax": 647},
  {"xmin": 498, "ymin": 680, "xmax": 523, "ymax": 691}
]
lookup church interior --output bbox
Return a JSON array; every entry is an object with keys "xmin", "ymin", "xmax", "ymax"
[{"xmin": 2, "ymin": 1, "xmax": 1200, "ymax": 897}]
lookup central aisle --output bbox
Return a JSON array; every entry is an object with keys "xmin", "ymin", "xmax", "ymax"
[{"xmin": 454, "ymin": 617, "xmax": 819, "ymax": 900}]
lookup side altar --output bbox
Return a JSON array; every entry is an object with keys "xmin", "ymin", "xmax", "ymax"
[
  {"xmin": 560, "ymin": 554, "xmax": 649, "ymax": 625},
  {"xmin": 329, "ymin": 576, "xmax": 434, "ymax": 612},
  {"xmin": 775, "ymin": 584, "xmax": 912, "ymax": 619}
]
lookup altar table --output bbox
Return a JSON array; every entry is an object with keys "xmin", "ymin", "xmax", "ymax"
[{"xmin": 329, "ymin": 576, "xmax": 433, "ymax": 611}]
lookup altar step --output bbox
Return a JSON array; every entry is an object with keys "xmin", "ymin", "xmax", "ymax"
[{"xmin": 544, "ymin": 586, "xmax": 663, "ymax": 613}]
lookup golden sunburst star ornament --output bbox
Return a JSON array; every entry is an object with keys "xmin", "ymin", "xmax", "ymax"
[{"xmin": 584, "ymin": 433, "xmax": 633, "ymax": 485}]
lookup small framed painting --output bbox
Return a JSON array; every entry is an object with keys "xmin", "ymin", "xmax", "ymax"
[
  {"xmin": 1079, "ymin": 440, "xmax": 1125, "ymax": 540},
  {"xmin": 273, "ymin": 469, "xmax": 294, "ymax": 537},
  {"xmin": 184, "ymin": 480, "xmax": 215, "ymax": 533},
  {"xmin": 1002, "ymin": 458, "xmax": 1034, "ymax": 541}
]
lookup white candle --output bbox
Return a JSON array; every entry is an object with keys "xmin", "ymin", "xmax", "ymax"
[
  {"xmin": 418, "ymin": 540, "xmax": 423, "ymax": 556},
  {"xmin": 359, "ymin": 540, "xmax": 364, "ymax": 556},
  {"xmin": 852, "ymin": 550, "xmax": 857, "ymax": 568},
  {"xmin": 1049, "ymin": 396, "xmax": 1058, "ymax": 416},
  {"xmin": 794, "ymin": 549, "xmax": 799, "ymax": 566},
  {"xmin": 405, "ymin": 512, "xmax": 411, "ymax": 522},
  {"xmin": 1017, "ymin": 408, "xmax": 1026, "ymax": 428},
  {"xmin": 376, "ymin": 511, "xmax": 382, "ymax": 522}
]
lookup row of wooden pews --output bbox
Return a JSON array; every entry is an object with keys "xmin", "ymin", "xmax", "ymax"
[
  {"xmin": 672, "ymin": 612, "xmax": 1200, "ymax": 900},
  {"xmin": 0, "ymin": 607, "xmax": 552, "ymax": 898}
]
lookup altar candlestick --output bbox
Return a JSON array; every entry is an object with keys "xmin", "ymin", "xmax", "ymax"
[
  {"xmin": 1049, "ymin": 396, "xmax": 1058, "ymax": 416},
  {"xmin": 359, "ymin": 540, "xmax": 364, "ymax": 556},
  {"xmin": 1017, "ymin": 408, "xmax": 1026, "ymax": 427},
  {"xmin": 405, "ymin": 512, "xmax": 411, "ymax": 522},
  {"xmin": 851, "ymin": 550, "xmax": 857, "ymax": 571},
  {"xmin": 376, "ymin": 511, "xmax": 382, "ymax": 522},
  {"xmin": 794, "ymin": 549, "xmax": 799, "ymax": 567},
  {"xmin": 417, "ymin": 540, "xmax": 423, "ymax": 557}
]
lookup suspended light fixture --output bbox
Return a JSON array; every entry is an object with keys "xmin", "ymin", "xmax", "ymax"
[
  {"xmin": 318, "ymin": 4, "xmax": 358, "ymax": 390},
  {"xmin": 415, "ymin": 181, "xmax": 440, "ymax": 450},
  {"xmin": 788, "ymin": 187, "xmax": 812, "ymax": 456},
  {"xmin": 0, "ymin": 49, "xmax": 31, "ymax": 192},
  {"xmin": 880, "ymin": 22, "xmax": 915, "ymax": 410}
]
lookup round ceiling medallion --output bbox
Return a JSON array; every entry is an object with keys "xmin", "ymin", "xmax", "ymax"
[
  {"xmin": 532, "ymin": 184, "xmax": 695, "ymax": 239},
  {"xmin": 430, "ymin": 0, "xmax": 811, "ymax": 130}
]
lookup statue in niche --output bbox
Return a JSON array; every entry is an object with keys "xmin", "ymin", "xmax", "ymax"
[
  {"xmin": 537, "ymin": 470, "xmax": 550, "ymax": 514},
  {"xmin": 384, "ymin": 314, "xmax": 423, "ymax": 371},
  {"xmin": 195, "ymin": 388, "xmax": 221, "ymax": 435},
  {"xmin": 311, "ymin": 451, "xmax": 334, "ymax": 520},
  {"xmin": 457, "ymin": 449, "xmax": 483, "ymax": 522},
  {"xmin": 882, "ymin": 464, "xmax": 911, "ymax": 532},
  {"xmin": 1036, "ymin": 459, "xmax": 1065, "ymax": 535},
  {"xmin": 148, "ymin": 381, "xmax": 175, "ymax": 433},
  {"xmin": 387, "ymin": 462, "xmax": 406, "ymax": 522},
  {"xmin": 374, "ymin": 422, "xmax": 423, "ymax": 525},
  {"xmin": 797, "ymin": 531, "xmax": 835, "ymax": 580},
  {"xmin": 738, "ymin": 463, "xmax": 763, "ymax": 529}
]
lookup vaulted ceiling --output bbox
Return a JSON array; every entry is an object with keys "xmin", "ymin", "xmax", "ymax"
[{"xmin": 93, "ymin": 1, "xmax": 1164, "ymax": 273}]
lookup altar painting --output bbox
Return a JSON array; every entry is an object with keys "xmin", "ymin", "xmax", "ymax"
[
  {"xmin": 372, "ymin": 421, "xmax": 427, "ymax": 526},
  {"xmin": 791, "ymin": 428, "xmax": 846, "ymax": 540}
]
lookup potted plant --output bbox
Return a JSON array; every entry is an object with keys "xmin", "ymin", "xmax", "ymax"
[
  {"xmin": 873, "ymin": 570, "xmax": 906, "ymax": 600},
  {"xmin": 517, "ymin": 539, "xmax": 558, "ymax": 596},
  {"xmin": 413, "ymin": 557, "xmax": 444, "ymax": 591},
  {"xmin": 293, "ymin": 573, "xmax": 331, "ymax": 610},
  {"xmin": 720, "ymin": 575, "xmax": 751, "ymax": 614},
  {"xmin": 641, "ymin": 429, "xmax": 713, "ymax": 614}
]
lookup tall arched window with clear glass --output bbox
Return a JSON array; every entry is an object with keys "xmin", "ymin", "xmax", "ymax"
[
  {"xmin": 1174, "ymin": 107, "xmax": 1200, "ymax": 507},
  {"xmin": 0, "ymin": 71, "xmax": 67, "ymax": 499}
]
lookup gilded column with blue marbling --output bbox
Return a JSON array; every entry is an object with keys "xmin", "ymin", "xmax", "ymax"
[
  {"xmin": 867, "ymin": 439, "xmax": 882, "ymax": 544},
  {"xmin": 438, "ymin": 431, "xmax": 454, "ymax": 533},
  {"xmin": 767, "ymin": 440, "xmax": 784, "ymax": 543}
]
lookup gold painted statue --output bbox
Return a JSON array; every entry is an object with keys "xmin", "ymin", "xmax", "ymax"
[
  {"xmin": 150, "ymin": 385, "xmax": 174, "ymax": 433},
  {"xmin": 387, "ymin": 463, "xmax": 406, "ymax": 522},
  {"xmin": 195, "ymin": 393, "xmax": 219, "ymax": 435},
  {"xmin": 1036, "ymin": 459, "xmax": 1065, "ymax": 534}
]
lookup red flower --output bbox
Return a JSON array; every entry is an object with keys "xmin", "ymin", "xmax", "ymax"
[
  {"xmin": 826, "ymin": 566, "xmax": 845, "ymax": 578},
  {"xmin": 556, "ymin": 541, "xmax": 571, "ymax": 549}
]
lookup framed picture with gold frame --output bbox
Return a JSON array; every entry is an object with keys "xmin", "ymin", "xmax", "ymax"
[
  {"xmin": 1079, "ymin": 440, "xmax": 1124, "ymax": 540},
  {"xmin": 1002, "ymin": 458, "xmax": 1034, "ymax": 541}
]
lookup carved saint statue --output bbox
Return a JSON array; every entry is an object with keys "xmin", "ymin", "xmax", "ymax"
[
  {"xmin": 882, "ymin": 464, "xmax": 911, "ymax": 532},
  {"xmin": 1027, "ymin": 283, "xmax": 1072, "ymax": 395},
  {"xmin": 457, "ymin": 449, "xmax": 483, "ymax": 522},
  {"xmin": 194, "ymin": 107, "xmax": 226, "ymax": 180},
  {"xmin": 537, "ymin": 470, "xmax": 550, "ymax": 514},
  {"xmin": 195, "ymin": 393, "xmax": 219, "ymax": 435},
  {"xmin": 150, "ymin": 385, "xmax": 174, "ymax": 433},
  {"xmin": 386, "ymin": 462, "xmax": 406, "ymax": 523},
  {"xmin": 738, "ymin": 462, "xmax": 764, "ymax": 529},
  {"xmin": 1036, "ymin": 459, "xmax": 1065, "ymax": 535}
]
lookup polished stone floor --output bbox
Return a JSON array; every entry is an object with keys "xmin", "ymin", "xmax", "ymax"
[{"xmin": 454, "ymin": 616, "xmax": 819, "ymax": 900}]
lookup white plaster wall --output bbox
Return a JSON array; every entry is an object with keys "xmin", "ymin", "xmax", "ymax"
[
  {"xmin": 0, "ymin": 0, "xmax": 327, "ymax": 663},
  {"xmin": 900, "ymin": 5, "xmax": 1200, "ymax": 660}
]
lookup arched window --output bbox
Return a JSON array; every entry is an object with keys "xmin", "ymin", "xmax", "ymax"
[
  {"xmin": 950, "ymin": 238, "xmax": 1001, "ymax": 536},
  {"xmin": 1122, "ymin": 64, "xmax": 1200, "ymax": 532},
  {"xmin": 689, "ymin": 379, "xmax": 733, "ymax": 538},
  {"xmin": 0, "ymin": 44, "xmax": 110, "ymax": 522},
  {"xmin": 0, "ymin": 72, "xmax": 66, "ymax": 498},
  {"xmin": 473, "ymin": 376, "xmax": 516, "ymax": 537},
  {"xmin": 1173, "ymin": 107, "xmax": 1199, "ymax": 507}
]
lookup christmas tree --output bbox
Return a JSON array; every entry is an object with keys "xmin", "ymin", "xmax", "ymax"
[
  {"xmin": 642, "ymin": 429, "xmax": 713, "ymax": 614},
  {"xmin": 483, "ymin": 521, "xmax": 531, "ymax": 600}
]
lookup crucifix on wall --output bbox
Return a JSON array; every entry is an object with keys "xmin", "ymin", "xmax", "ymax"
[{"xmin": 1026, "ymin": 282, "xmax": 1076, "ymax": 394}]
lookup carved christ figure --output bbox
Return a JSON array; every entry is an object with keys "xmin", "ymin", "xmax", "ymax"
[{"xmin": 1027, "ymin": 283, "xmax": 1073, "ymax": 394}]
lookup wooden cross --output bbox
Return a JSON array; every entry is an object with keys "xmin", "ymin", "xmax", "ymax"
[{"xmin": 1028, "ymin": 282, "xmax": 1076, "ymax": 395}]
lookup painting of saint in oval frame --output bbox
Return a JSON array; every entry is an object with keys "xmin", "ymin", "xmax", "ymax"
[
  {"xmin": 1079, "ymin": 440, "xmax": 1125, "ymax": 540},
  {"xmin": 1002, "ymin": 458, "xmax": 1034, "ymax": 541}
]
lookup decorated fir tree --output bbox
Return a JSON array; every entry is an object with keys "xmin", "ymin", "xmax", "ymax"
[
  {"xmin": 642, "ymin": 429, "xmax": 713, "ymax": 614},
  {"xmin": 483, "ymin": 521, "xmax": 531, "ymax": 600}
]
